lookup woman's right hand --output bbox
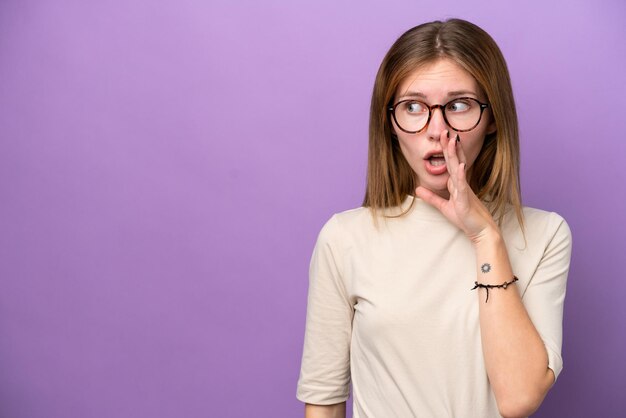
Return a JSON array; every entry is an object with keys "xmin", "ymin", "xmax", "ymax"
[{"xmin": 415, "ymin": 130, "xmax": 499, "ymax": 245}]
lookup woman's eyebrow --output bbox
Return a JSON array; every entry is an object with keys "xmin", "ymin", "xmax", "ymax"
[
  {"xmin": 398, "ymin": 91, "xmax": 427, "ymax": 99},
  {"xmin": 447, "ymin": 90, "xmax": 478, "ymax": 97},
  {"xmin": 398, "ymin": 90, "xmax": 478, "ymax": 99}
]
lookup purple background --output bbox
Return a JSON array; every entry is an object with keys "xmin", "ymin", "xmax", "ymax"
[{"xmin": 1, "ymin": 1, "xmax": 624, "ymax": 417}]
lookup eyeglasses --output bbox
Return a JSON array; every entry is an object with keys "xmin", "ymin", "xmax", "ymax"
[{"xmin": 388, "ymin": 97, "xmax": 489, "ymax": 134}]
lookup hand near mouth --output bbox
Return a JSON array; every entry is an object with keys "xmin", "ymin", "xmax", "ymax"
[{"xmin": 415, "ymin": 130, "xmax": 499, "ymax": 244}]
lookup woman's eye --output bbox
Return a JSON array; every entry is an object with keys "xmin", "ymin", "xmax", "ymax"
[
  {"xmin": 447, "ymin": 100, "xmax": 471, "ymax": 112},
  {"xmin": 406, "ymin": 102, "xmax": 427, "ymax": 113}
]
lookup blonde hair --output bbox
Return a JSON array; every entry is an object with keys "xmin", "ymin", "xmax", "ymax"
[{"xmin": 362, "ymin": 18, "xmax": 524, "ymax": 232}]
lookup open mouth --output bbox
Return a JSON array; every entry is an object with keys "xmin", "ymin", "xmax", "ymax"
[
  {"xmin": 428, "ymin": 154, "xmax": 446, "ymax": 166},
  {"xmin": 424, "ymin": 153, "xmax": 448, "ymax": 175}
]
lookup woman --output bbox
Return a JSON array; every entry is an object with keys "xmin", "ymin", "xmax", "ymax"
[{"xmin": 296, "ymin": 18, "xmax": 572, "ymax": 418}]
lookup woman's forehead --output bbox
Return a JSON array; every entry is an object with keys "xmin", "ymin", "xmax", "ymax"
[{"xmin": 396, "ymin": 58, "xmax": 479, "ymax": 99}]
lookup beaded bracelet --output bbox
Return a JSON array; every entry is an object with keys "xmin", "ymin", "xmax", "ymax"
[{"xmin": 470, "ymin": 276, "xmax": 519, "ymax": 303}]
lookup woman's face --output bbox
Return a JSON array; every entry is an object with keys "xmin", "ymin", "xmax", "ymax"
[{"xmin": 391, "ymin": 58, "xmax": 495, "ymax": 199}]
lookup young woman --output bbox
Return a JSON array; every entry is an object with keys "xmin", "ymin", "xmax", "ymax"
[{"xmin": 296, "ymin": 19, "xmax": 572, "ymax": 418}]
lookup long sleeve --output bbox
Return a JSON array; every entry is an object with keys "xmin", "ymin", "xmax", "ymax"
[
  {"xmin": 296, "ymin": 215, "xmax": 354, "ymax": 405},
  {"xmin": 521, "ymin": 213, "xmax": 573, "ymax": 382}
]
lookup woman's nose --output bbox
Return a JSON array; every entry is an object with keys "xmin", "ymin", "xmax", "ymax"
[{"xmin": 426, "ymin": 106, "xmax": 448, "ymax": 140}]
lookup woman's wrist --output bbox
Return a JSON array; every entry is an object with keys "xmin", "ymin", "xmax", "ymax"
[
  {"xmin": 470, "ymin": 224, "xmax": 503, "ymax": 247},
  {"xmin": 472, "ymin": 225, "xmax": 514, "ymax": 287}
]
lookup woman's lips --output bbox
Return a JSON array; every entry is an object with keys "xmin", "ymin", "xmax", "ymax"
[{"xmin": 424, "ymin": 157, "xmax": 448, "ymax": 175}]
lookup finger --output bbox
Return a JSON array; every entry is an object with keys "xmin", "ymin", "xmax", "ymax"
[
  {"xmin": 446, "ymin": 134, "xmax": 461, "ymax": 175},
  {"xmin": 456, "ymin": 135, "xmax": 467, "ymax": 165},
  {"xmin": 447, "ymin": 176, "xmax": 457, "ymax": 199},
  {"xmin": 457, "ymin": 162, "xmax": 468, "ymax": 193},
  {"xmin": 440, "ymin": 130, "xmax": 450, "ymax": 161},
  {"xmin": 455, "ymin": 162, "xmax": 472, "ymax": 208},
  {"xmin": 441, "ymin": 133, "xmax": 459, "ymax": 188},
  {"xmin": 415, "ymin": 186, "xmax": 448, "ymax": 212}
]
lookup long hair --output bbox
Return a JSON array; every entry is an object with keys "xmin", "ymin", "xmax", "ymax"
[{"xmin": 363, "ymin": 18, "xmax": 524, "ymax": 232}]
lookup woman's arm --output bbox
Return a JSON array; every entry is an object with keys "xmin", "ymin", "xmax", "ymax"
[
  {"xmin": 305, "ymin": 402, "xmax": 346, "ymax": 418},
  {"xmin": 472, "ymin": 229, "xmax": 555, "ymax": 418},
  {"xmin": 416, "ymin": 131, "xmax": 563, "ymax": 418},
  {"xmin": 296, "ymin": 215, "xmax": 353, "ymax": 413}
]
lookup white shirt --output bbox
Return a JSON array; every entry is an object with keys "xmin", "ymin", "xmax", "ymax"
[{"xmin": 297, "ymin": 195, "xmax": 572, "ymax": 417}]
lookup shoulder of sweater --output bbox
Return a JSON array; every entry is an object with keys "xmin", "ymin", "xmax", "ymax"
[
  {"xmin": 316, "ymin": 205, "xmax": 367, "ymax": 238},
  {"xmin": 519, "ymin": 206, "xmax": 568, "ymax": 229},
  {"xmin": 507, "ymin": 205, "xmax": 571, "ymax": 245},
  {"xmin": 319, "ymin": 206, "xmax": 369, "ymax": 236}
]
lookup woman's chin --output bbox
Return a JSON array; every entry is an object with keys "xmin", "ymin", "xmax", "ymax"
[{"xmin": 418, "ymin": 177, "xmax": 450, "ymax": 198}]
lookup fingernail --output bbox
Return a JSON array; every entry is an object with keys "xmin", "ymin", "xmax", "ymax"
[
  {"xmin": 446, "ymin": 131, "xmax": 450, "ymax": 139},
  {"xmin": 456, "ymin": 134, "xmax": 460, "ymax": 143}
]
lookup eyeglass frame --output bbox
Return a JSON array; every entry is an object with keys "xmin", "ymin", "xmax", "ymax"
[{"xmin": 387, "ymin": 97, "xmax": 490, "ymax": 134}]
